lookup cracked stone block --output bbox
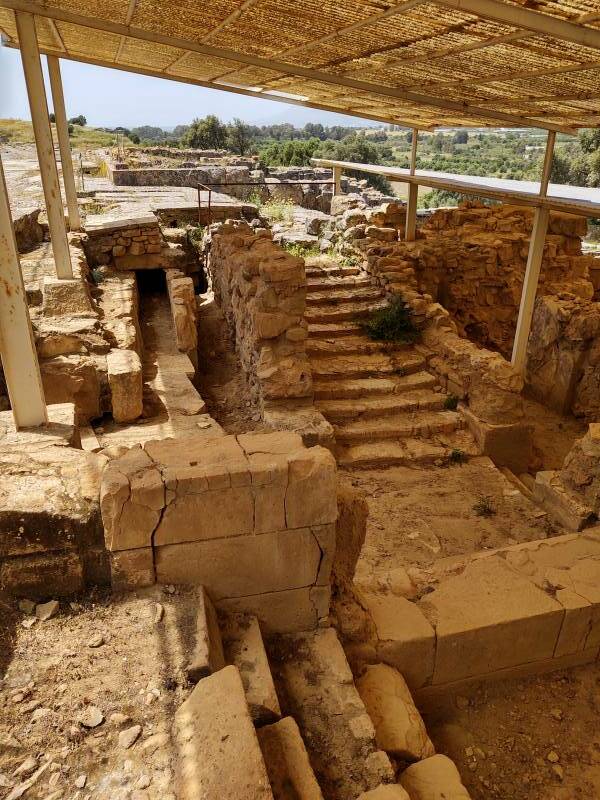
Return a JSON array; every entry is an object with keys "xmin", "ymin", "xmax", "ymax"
[
  {"xmin": 42, "ymin": 276, "xmax": 94, "ymax": 317},
  {"xmin": 109, "ymin": 547, "xmax": 155, "ymax": 591},
  {"xmin": 107, "ymin": 349, "xmax": 143, "ymax": 423},
  {"xmin": 419, "ymin": 556, "xmax": 564, "ymax": 685},
  {"xmin": 218, "ymin": 588, "xmax": 321, "ymax": 635}
]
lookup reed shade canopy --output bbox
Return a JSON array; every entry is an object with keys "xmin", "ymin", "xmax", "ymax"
[{"xmin": 3, "ymin": 0, "xmax": 600, "ymax": 132}]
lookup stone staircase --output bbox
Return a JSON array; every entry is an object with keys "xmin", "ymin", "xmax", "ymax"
[{"xmin": 304, "ymin": 257, "xmax": 476, "ymax": 468}]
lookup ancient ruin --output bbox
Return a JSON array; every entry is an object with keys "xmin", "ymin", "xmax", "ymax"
[{"xmin": 3, "ymin": 1, "xmax": 600, "ymax": 799}]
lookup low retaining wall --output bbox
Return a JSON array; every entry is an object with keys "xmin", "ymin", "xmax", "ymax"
[
  {"xmin": 207, "ymin": 221, "xmax": 312, "ymax": 409},
  {"xmin": 101, "ymin": 431, "xmax": 337, "ymax": 633},
  {"xmin": 357, "ymin": 529, "xmax": 600, "ymax": 697}
]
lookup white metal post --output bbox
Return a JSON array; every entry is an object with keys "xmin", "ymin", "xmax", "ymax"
[
  {"xmin": 511, "ymin": 129, "xmax": 556, "ymax": 373},
  {"xmin": 16, "ymin": 12, "xmax": 73, "ymax": 279},
  {"xmin": 0, "ymin": 155, "xmax": 48, "ymax": 428},
  {"xmin": 405, "ymin": 128, "xmax": 418, "ymax": 241},
  {"xmin": 47, "ymin": 55, "xmax": 81, "ymax": 231},
  {"xmin": 333, "ymin": 165, "xmax": 342, "ymax": 196}
]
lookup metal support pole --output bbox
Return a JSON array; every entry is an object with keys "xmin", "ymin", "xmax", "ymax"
[
  {"xmin": 511, "ymin": 130, "xmax": 556, "ymax": 373},
  {"xmin": 47, "ymin": 55, "xmax": 81, "ymax": 231},
  {"xmin": 333, "ymin": 165, "xmax": 342, "ymax": 196},
  {"xmin": 405, "ymin": 128, "xmax": 418, "ymax": 241},
  {"xmin": 0, "ymin": 155, "xmax": 48, "ymax": 428},
  {"xmin": 16, "ymin": 12, "xmax": 73, "ymax": 279}
]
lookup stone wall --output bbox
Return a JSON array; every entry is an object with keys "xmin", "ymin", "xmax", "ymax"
[
  {"xmin": 373, "ymin": 202, "xmax": 595, "ymax": 358},
  {"xmin": 106, "ymin": 162, "xmax": 258, "ymax": 200},
  {"xmin": 207, "ymin": 220, "xmax": 312, "ymax": 409},
  {"xmin": 527, "ymin": 294, "xmax": 600, "ymax": 419},
  {"xmin": 101, "ymin": 431, "xmax": 338, "ymax": 633}
]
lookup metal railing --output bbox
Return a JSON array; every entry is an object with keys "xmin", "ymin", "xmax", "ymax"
[{"xmin": 197, "ymin": 180, "xmax": 335, "ymax": 225}]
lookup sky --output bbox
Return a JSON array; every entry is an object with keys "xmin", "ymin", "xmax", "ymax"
[{"xmin": 1, "ymin": 46, "xmax": 374, "ymax": 129}]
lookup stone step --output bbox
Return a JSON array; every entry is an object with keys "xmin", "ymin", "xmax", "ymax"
[
  {"xmin": 308, "ymin": 321, "xmax": 364, "ymax": 339},
  {"xmin": 316, "ymin": 390, "xmax": 445, "ymax": 423},
  {"xmin": 186, "ymin": 586, "xmax": 226, "ymax": 683},
  {"xmin": 305, "ymin": 300, "xmax": 388, "ymax": 324},
  {"xmin": 334, "ymin": 410, "xmax": 464, "ymax": 445},
  {"xmin": 173, "ymin": 665, "xmax": 274, "ymax": 800},
  {"xmin": 221, "ymin": 613, "xmax": 282, "ymax": 727},
  {"xmin": 258, "ymin": 717, "xmax": 325, "ymax": 800},
  {"xmin": 268, "ymin": 628, "xmax": 394, "ymax": 800},
  {"xmin": 305, "ymin": 287, "xmax": 383, "ymax": 306},
  {"xmin": 307, "ymin": 275, "xmax": 372, "ymax": 291},
  {"xmin": 305, "ymin": 265, "xmax": 360, "ymax": 278},
  {"xmin": 313, "ymin": 371, "xmax": 438, "ymax": 400},
  {"xmin": 310, "ymin": 352, "xmax": 425, "ymax": 380},
  {"xmin": 338, "ymin": 429, "xmax": 478, "ymax": 468},
  {"xmin": 306, "ymin": 336, "xmax": 412, "ymax": 357}
]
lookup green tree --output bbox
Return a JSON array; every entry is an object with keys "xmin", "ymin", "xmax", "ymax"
[
  {"xmin": 182, "ymin": 115, "xmax": 228, "ymax": 149},
  {"xmin": 227, "ymin": 118, "xmax": 252, "ymax": 155},
  {"xmin": 68, "ymin": 114, "xmax": 87, "ymax": 126}
]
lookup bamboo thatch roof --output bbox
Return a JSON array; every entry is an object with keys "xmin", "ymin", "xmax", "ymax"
[{"xmin": 2, "ymin": 0, "xmax": 600, "ymax": 131}]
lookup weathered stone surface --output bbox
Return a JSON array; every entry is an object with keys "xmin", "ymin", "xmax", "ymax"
[
  {"xmin": 40, "ymin": 355, "xmax": 101, "ymax": 421},
  {"xmin": 356, "ymin": 664, "xmax": 435, "ymax": 761},
  {"xmin": 186, "ymin": 586, "xmax": 226, "ymax": 683},
  {"xmin": 109, "ymin": 548, "xmax": 155, "ymax": 591},
  {"xmin": 359, "ymin": 591, "xmax": 436, "ymax": 690},
  {"xmin": 218, "ymin": 586, "xmax": 327, "ymax": 634},
  {"xmin": 334, "ymin": 485, "xmax": 368, "ymax": 587},
  {"xmin": 358, "ymin": 786, "xmax": 411, "ymax": 800},
  {"xmin": 420, "ymin": 557, "xmax": 564, "ymax": 685},
  {"xmin": 107, "ymin": 349, "xmax": 143, "ymax": 422},
  {"xmin": 257, "ymin": 717, "xmax": 323, "ymax": 800},
  {"xmin": 561, "ymin": 424, "xmax": 600, "ymax": 514},
  {"xmin": 399, "ymin": 755, "xmax": 472, "ymax": 800},
  {"xmin": 42, "ymin": 277, "xmax": 94, "ymax": 317},
  {"xmin": 173, "ymin": 665, "xmax": 273, "ymax": 800},
  {"xmin": 286, "ymin": 447, "xmax": 338, "ymax": 529},
  {"xmin": 533, "ymin": 470, "xmax": 594, "ymax": 531},
  {"xmin": 0, "ymin": 403, "xmax": 78, "ymax": 451},
  {"xmin": 221, "ymin": 613, "xmax": 281, "ymax": 725}
]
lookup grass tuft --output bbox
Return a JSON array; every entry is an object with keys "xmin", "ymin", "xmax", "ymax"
[
  {"xmin": 473, "ymin": 495, "xmax": 496, "ymax": 517},
  {"xmin": 360, "ymin": 297, "xmax": 420, "ymax": 343},
  {"xmin": 444, "ymin": 394, "xmax": 459, "ymax": 411}
]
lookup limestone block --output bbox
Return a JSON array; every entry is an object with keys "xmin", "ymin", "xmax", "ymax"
[
  {"xmin": 334, "ymin": 485, "xmax": 368, "ymax": 587},
  {"xmin": 41, "ymin": 355, "xmax": 101, "ymax": 421},
  {"xmin": 187, "ymin": 585, "xmax": 226, "ymax": 682},
  {"xmin": 0, "ymin": 550, "xmax": 84, "ymax": 598},
  {"xmin": 109, "ymin": 547, "xmax": 155, "ymax": 591},
  {"xmin": 107, "ymin": 349, "xmax": 143, "ymax": 423},
  {"xmin": 286, "ymin": 446, "xmax": 338, "ymax": 529},
  {"xmin": 222, "ymin": 613, "xmax": 281, "ymax": 725},
  {"xmin": 460, "ymin": 405, "xmax": 532, "ymax": 473},
  {"xmin": 257, "ymin": 717, "xmax": 324, "ymax": 800},
  {"xmin": 359, "ymin": 591, "xmax": 436, "ymax": 690},
  {"xmin": 399, "ymin": 755, "xmax": 471, "ymax": 800},
  {"xmin": 155, "ymin": 528, "xmax": 322, "ymax": 597},
  {"xmin": 532, "ymin": 470, "xmax": 594, "ymax": 531},
  {"xmin": 42, "ymin": 277, "xmax": 93, "ymax": 317},
  {"xmin": 356, "ymin": 664, "xmax": 435, "ymax": 761},
  {"xmin": 358, "ymin": 786, "xmax": 410, "ymax": 800},
  {"xmin": 218, "ymin": 587, "xmax": 321, "ymax": 634},
  {"xmin": 173, "ymin": 665, "xmax": 273, "ymax": 800},
  {"xmin": 420, "ymin": 557, "xmax": 564, "ymax": 685}
]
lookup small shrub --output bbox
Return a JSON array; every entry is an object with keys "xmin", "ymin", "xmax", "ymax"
[
  {"xmin": 283, "ymin": 242, "xmax": 320, "ymax": 259},
  {"xmin": 91, "ymin": 268, "xmax": 105, "ymax": 285},
  {"xmin": 360, "ymin": 297, "xmax": 420, "ymax": 343},
  {"xmin": 473, "ymin": 495, "xmax": 496, "ymax": 517},
  {"xmin": 448, "ymin": 448, "xmax": 465, "ymax": 466},
  {"xmin": 444, "ymin": 394, "xmax": 459, "ymax": 410},
  {"xmin": 188, "ymin": 225, "xmax": 205, "ymax": 242},
  {"xmin": 260, "ymin": 199, "xmax": 294, "ymax": 224}
]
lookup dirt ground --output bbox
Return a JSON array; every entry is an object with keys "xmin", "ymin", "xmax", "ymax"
[
  {"xmin": 346, "ymin": 457, "xmax": 564, "ymax": 590},
  {"xmin": 425, "ymin": 663, "xmax": 600, "ymax": 800},
  {"xmin": 0, "ymin": 586, "xmax": 200, "ymax": 800},
  {"xmin": 196, "ymin": 293, "xmax": 268, "ymax": 435},
  {"xmin": 522, "ymin": 394, "xmax": 588, "ymax": 471}
]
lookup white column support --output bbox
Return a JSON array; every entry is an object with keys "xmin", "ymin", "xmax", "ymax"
[
  {"xmin": 511, "ymin": 129, "xmax": 556, "ymax": 373},
  {"xmin": 0, "ymin": 155, "xmax": 48, "ymax": 428},
  {"xmin": 47, "ymin": 55, "xmax": 81, "ymax": 231},
  {"xmin": 16, "ymin": 12, "xmax": 73, "ymax": 279},
  {"xmin": 405, "ymin": 128, "xmax": 418, "ymax": 241},
  {"xmin": 333, "ymin": 164, "xmax": 342, "ymax": 196}
]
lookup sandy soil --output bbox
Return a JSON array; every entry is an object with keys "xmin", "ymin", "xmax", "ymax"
[
  {"xmin": 0, "ymin": 586, "xmax": 199, "ymax": 800},
  {"xmin": 347, "ymin": 457, "xmax": 564, "ymax": 589},
  {"xmin": 425, "ymin": 663, "xmax": 600, "ymax": 800}
]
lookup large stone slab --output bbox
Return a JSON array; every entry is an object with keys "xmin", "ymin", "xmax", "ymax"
[
  {"xmin": 172, "ymin": 665, "xmax": 273, "ymax": 800},
  {"xmin": 257, "ymin": 717, "xmax": 324, "ymax": 800},
  {"xmin": 187, "ymin": 586, "xmax": 226, "ymax": 683},
  {"xmin": 399, "ymin": 755, "xmax": 471, "ymax": 800},
  {"xmin": 420, "ymin": 556, "xmax": 564, "ymax": 685}
]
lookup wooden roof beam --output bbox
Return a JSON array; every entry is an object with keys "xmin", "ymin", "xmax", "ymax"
[
  {"xmin": 434, "ymin": 0, "xmax": 600, "ymax": 49},
  {"xmin": 0, "ymin": 0, "xmax": 578, "ymax": 132}
]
